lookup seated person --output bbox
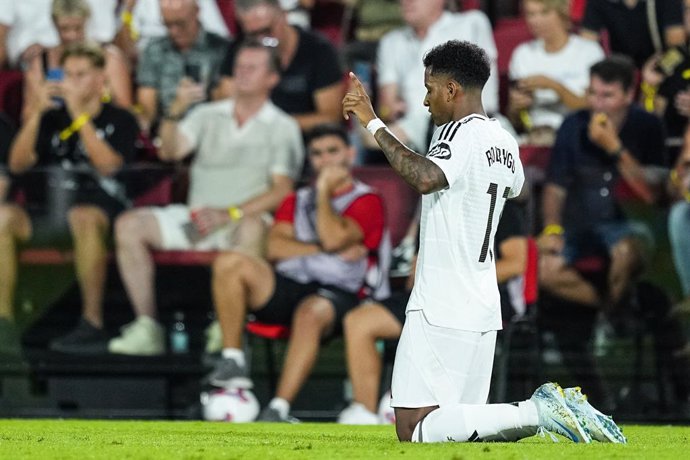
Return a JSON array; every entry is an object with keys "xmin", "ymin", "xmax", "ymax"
[
  {"xmin": 0, "ymin": 0, "xmax": 118, "ymax": 70},
  {"xmin": 213, "ymin": 0, "xmax": 344, "ymax": 132},
  {"xmin": 0, "ymin": 42, "xmax": 139, "ymax": 355},
  {"xmin": 107, "ymin": 39, "xmax": 304, "ymax": 356},
  {"xmin": 134, "ymin": 0, "xmax": 230, "ymax": 132},
  {"xmin": 639, "ymin": 40, "xmax": 690, "ymax": 163},
  {"xmin": 366, "ymin": 0, "xmax": 498, "ymax": 153},
  {"xmin": 538, "ymin": 55, "xmax": 665, "ymax": 309},
  {"xmin": 22, "ymin": 0, "xmax": 133, "ymax": 121},
  {"xmin": 538, "ymin": 55, "xmax": 690, "ymax": 409},
  {"xmin": 579, "ymin": 0, "xmax": 685, "ymax": 70},
  {"xmin": 507, "ymin": 0, "xmax": 604, "ymax": 145},
  {"xmin": 204, "ymin": 123, "xmax": 387, "ymax": 422},
  {"xmin": 338, "ymin": 200, "xmax": 528, "ymax": 424},
  {"xmin": 115, "ymin": 0, "xmax": 232, "ymax": 65}
]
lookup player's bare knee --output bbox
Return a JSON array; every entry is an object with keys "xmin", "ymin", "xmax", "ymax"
[
  {"xmin": 0, "ymin": 205, "xmax": 16, "ymax": 234},
  {"xmin": 212, "ymin": 252, "xmax": 249, "ymax": 280},
  {"xmin": 342, "ymin": 309, "xmax": 357, "ymax": 337},
  {"xmin": 68, "ymin": 206, "xmax": 107, "ymax": 236},
  {"xmin": 612, "ymin": 237, "xmax": 646, "ymax": 275},
  {"xmin": 538, "ymin": 263, "xmax": 560, "ymax": 290},
  {"xmin": 293, "ymin": 298, "xmax": 334, "ymax": 333},
  {"xmin": 343, "ymin": 306, "xmax": 369, "ymax": 338},
  {"xmin": 238, "ymin": 214, "xmax": 265, "ymax": 235},
  {"xmin": 114, "ymin": 210, "xmax": 145, "ymax": 247}
]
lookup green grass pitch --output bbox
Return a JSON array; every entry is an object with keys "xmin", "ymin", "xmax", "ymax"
[{"xmin": 0, "ymin": 420, "xmax": 688, "ymax": 459}]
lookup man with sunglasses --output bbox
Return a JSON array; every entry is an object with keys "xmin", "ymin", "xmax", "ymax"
[{"xmin": 214, "ymin": 0, "xmax": 344, "ymax": 132}]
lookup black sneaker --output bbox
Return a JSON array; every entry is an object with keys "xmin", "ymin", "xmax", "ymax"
[
  {"xmin": 0, "ymin": 317, "xmax": 21, "ymax": 357},
  {"xmin": 50, "ymin": 318, "xmax": 109, "ymax": 355},
  {"xmin": 205, "ymin": 357, "xmax": 252, "ymax": 388}
]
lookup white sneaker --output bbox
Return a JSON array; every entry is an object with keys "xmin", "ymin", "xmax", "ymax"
[
  {"xmin": 377, "ymin": 390, "xmax": 395, "ymax": 424},
  {"xmin": 337, "ymin": 402, "xmax": 380, "ymax": 425},
  {"xmin": 204, "ymin": 320, "xmax": 222, "ymax": 354},
  {"xmin": 530, "ymin": 382, "xmax": 591, "ymax": 443},
  {"xmin": 108, "ymin": 316, "xmax": 165, "ymax": 356},
  {"xmin": 563, "ymin": 387, "xmax": 627, "ymax": 443},
  {"xmin": 390, "ymin": 237, "xmax": 416, "ymax": 277}
]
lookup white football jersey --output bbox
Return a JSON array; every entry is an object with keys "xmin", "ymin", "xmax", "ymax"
[{"xmin": 407, "ymin": 114, "xmax": 524, "ymax": 332}]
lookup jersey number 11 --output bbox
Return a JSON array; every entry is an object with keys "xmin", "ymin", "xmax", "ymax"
[{"xmin": 479, "ymin": 183, "xmax": 510, "ymax": 263}]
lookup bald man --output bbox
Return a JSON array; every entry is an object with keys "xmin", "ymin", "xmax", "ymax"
[{"xmin": 135, "ymin": 0, "xmax": 230, "ymax": 130}]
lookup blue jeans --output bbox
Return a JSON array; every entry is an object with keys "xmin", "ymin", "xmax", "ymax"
[
  {"xmin": 563, "ymin": 220, "xmax": 654, "ymax": 265},
  {"xmin": 668, "ymin": 201, "xmax": 690, "ymax": 297}
]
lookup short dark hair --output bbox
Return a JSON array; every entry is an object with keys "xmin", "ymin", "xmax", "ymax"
[
  {"xmin": 590, "ymin": 55, "xmax": 636, "ymax": 92},
  {"xmin": 305, "ymin": 123, "xmax": 350, "ymax": 148},
  {"xmin": 236, "ymin": 0, "xmax": 281, "ymax": 13},
  {"xmin": 422, "ymin": 40, "xmax": 490, "ymax": 90},
  {"xmin": 60, "ymin": 42, "xmax": 106, "ymax": 69},
  {"xmin": 234, "ymin": 38, "xmax": 281, "ymax": 74}
]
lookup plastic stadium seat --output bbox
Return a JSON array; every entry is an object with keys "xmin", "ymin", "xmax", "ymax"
[
  {"xmin": 571, "ymin": 0, "xmax": 587, "ymax": 24},
  {"xmin": 0, "ymin": 70, "xmax": 24, "ymax": 125},
  {"xmin": 493, "ymin": 17, "xmax": 532, "ymax": 113},
  {"xmin": 494, "ymin": 17, "xmax": 532, "ymax": 76},
  {"xmin": 215, "ymin": 0, "xmax": 238, "ymax": 36},
  {"xmin": 352, "ymin": 165, "xmax": 418, "ymax": 247}
]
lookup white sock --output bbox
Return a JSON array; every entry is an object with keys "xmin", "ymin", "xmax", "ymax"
[
  {"xmin": 221, "ymin": 348, "xmax": 246, "ymax": 367},
  {"xmin": 412, "ymin": 401, "xmax": 539, "ymax": 443},
  {"xmin": 268, "ymin": 397, "xmax": 290, "ymax": 419}
]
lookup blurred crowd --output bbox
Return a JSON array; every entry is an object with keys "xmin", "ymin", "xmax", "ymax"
[{"xmin": 0, "ymin": 0, "xmax": 689, "ymax": 421}]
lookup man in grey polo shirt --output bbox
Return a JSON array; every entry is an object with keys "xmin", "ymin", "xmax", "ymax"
[
  {"xmin": 135, "ymin": 0, "xmax": 230, "ymax": 131},
  {"xmin": 108, "ymin": 39, "xmax": 304, "ymax": 355}
]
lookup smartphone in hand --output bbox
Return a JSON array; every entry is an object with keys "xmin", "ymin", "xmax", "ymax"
[
  {"xmin": 181, "ymin": 221, "xmax": 204, "ymax": 244},
  {"xmin": 184, "ymin": 62, "xmax": 201, "ymax": 83},
  {"xmin": 45, "ymin": 68, "xmax": 64, "ymax": 106}
]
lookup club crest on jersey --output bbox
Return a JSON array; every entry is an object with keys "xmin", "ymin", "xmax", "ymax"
[{"xmin": 428, "ymin": 141, "xmax": 452, "ymax": 160}]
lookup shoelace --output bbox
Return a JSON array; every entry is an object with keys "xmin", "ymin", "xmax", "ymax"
[{"xmin": 536, "ymin": 426, "xmax": 560, "ymax": 443}]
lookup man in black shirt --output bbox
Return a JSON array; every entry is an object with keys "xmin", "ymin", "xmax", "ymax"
[
  {"xmin": 580, "ymin": 0, "xmax": 685, "ymax": 69},
  {"xmin": 0, "ymin": 42, "xmax": 139, "ymax": 355},
  {"xmin": 214, "ymin": 0, "xmax": 344, "ymax": 132},
  {"xmin": 539, "ymin": 55, "xmax": 665, "ymax": 308}
]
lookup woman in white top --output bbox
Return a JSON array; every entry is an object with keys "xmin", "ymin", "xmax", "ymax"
[{"xmin": 507, "ymin": 0, "xmax": 604, "ymax": 145}]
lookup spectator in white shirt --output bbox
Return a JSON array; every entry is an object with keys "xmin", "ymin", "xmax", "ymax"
[
  {"xmin": 507, "ymin": 0, "xmax": 604, "ymax": 145},
  {"xmin": 0, "ymin": 0, "xmax": 117, "ymax": 69},
  {"xmin": 371, "ymin": 0, "xmax": 498, "ymax": 152}
]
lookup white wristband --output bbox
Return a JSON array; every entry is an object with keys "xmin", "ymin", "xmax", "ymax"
[{"xmin": 366, "ymin": 118, "xmax": 387, "ymax": 136}]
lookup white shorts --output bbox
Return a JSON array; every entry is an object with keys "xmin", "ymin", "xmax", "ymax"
[
  {"xmin": 152, "ymin": 204, "xmax": 241, "ymax": 251},
  {"xmin": 390, "ymin": 310, "xmax": 497, "ymax": 408}
]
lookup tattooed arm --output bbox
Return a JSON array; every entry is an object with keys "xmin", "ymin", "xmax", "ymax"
[
  {"xmin": 343, "ymin": 72, "xmax": 448, "ymax": 194},
  {"xmin": 373, "ymin": 128, "xmax": 448, "ymax": 194}
]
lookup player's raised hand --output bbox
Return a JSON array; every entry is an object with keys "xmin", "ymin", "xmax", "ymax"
[{"xmin": 342, "ymin": 72, "xmax": 377, "ymax": 127}]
